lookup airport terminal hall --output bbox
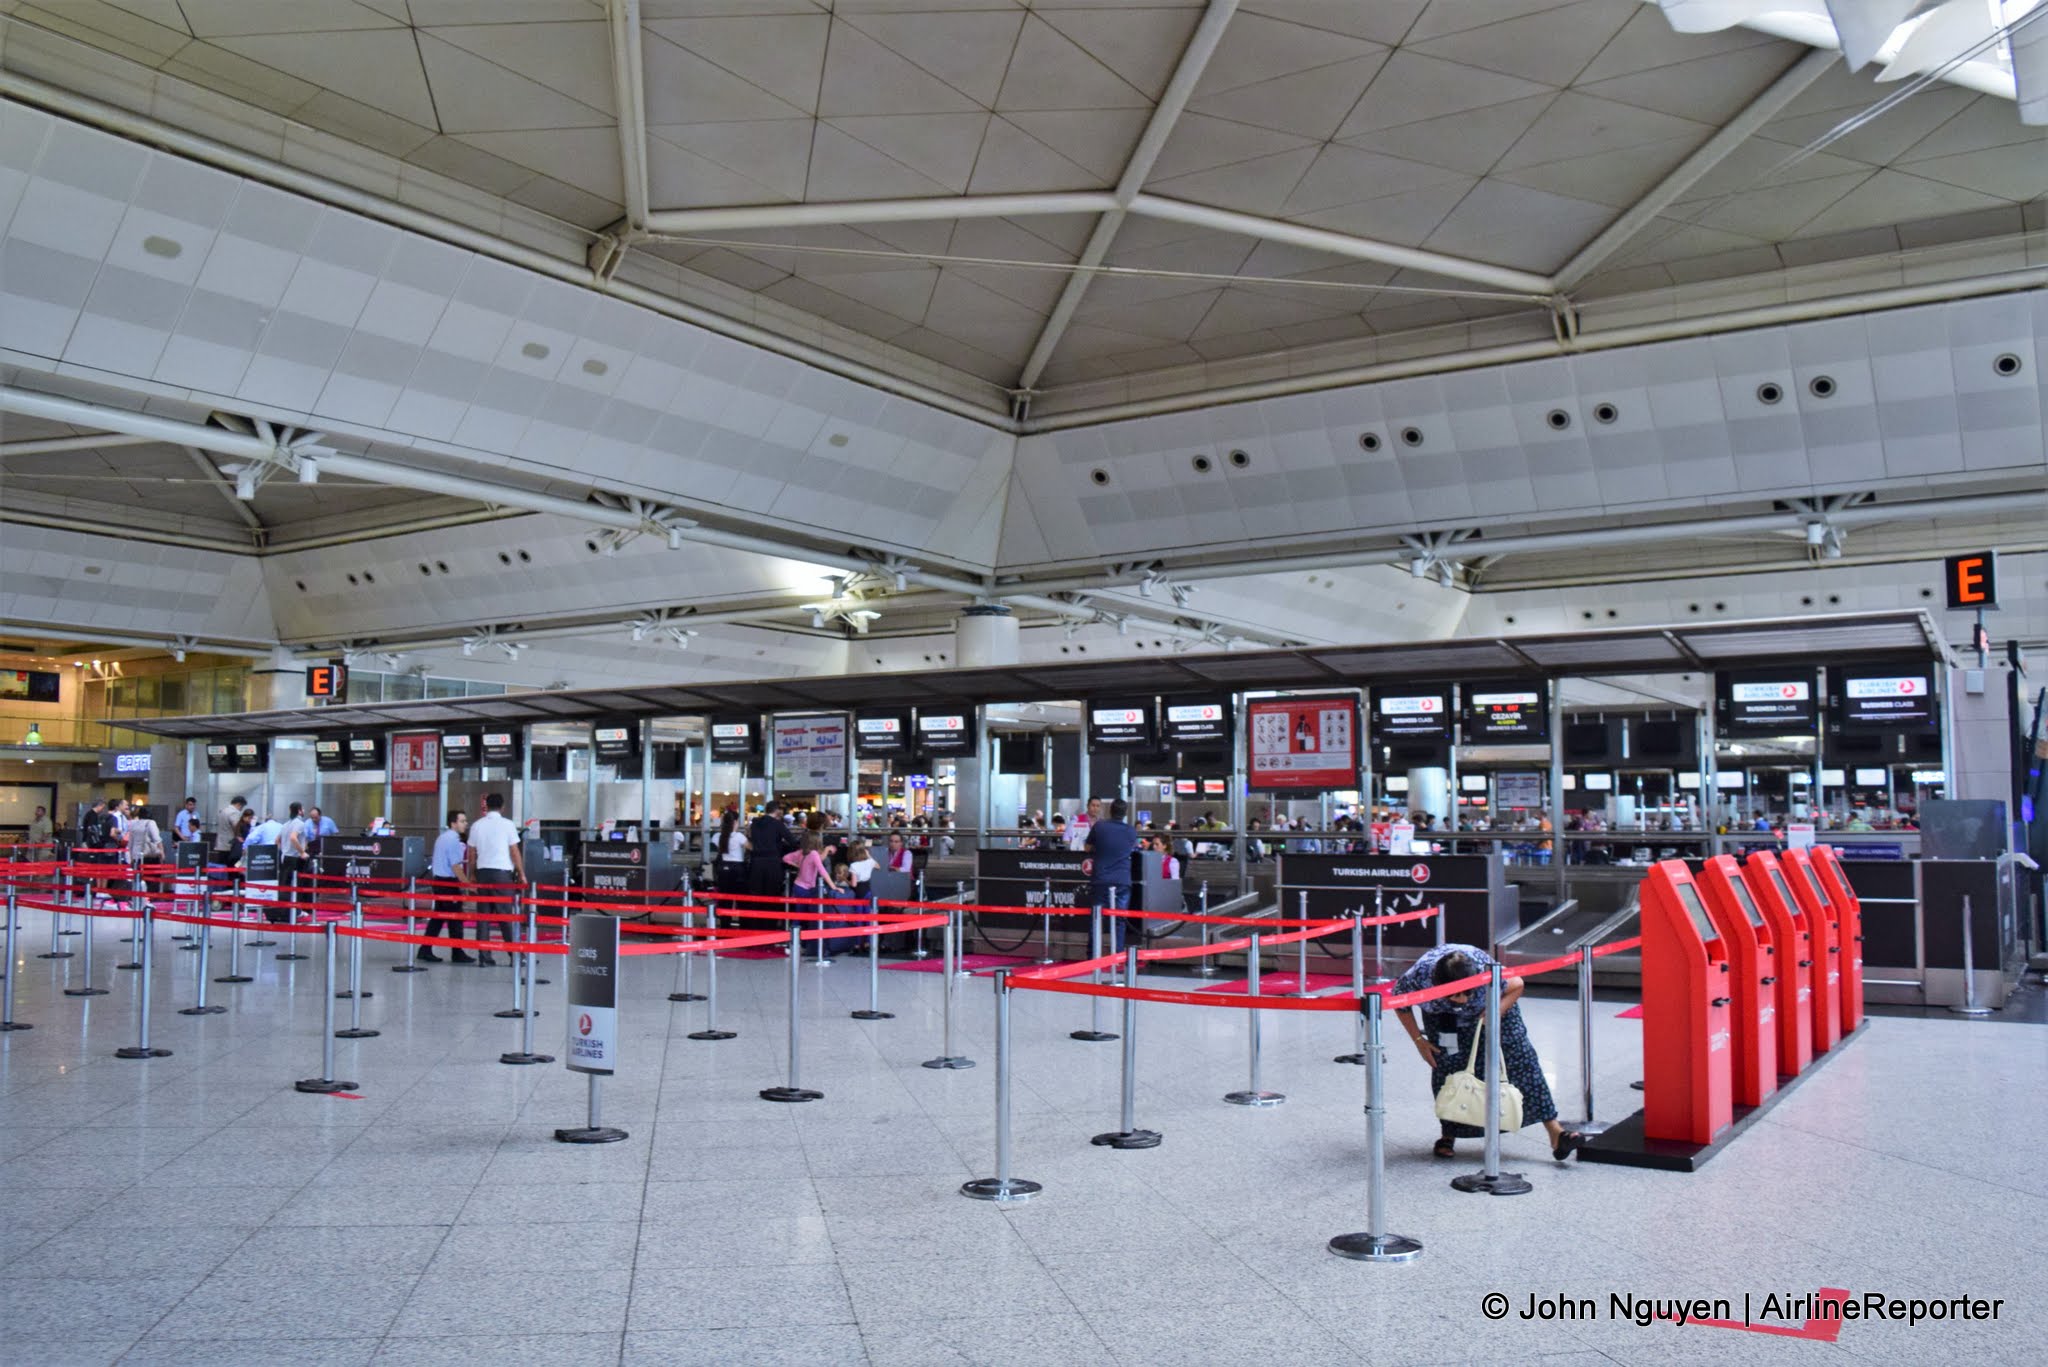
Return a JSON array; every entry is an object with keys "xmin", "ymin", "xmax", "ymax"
[{"xmin": 5, "ymin": 1, "xmax": 2048, "ymax": 1364}]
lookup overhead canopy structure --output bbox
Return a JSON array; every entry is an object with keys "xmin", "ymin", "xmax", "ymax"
[{"xmin": 127, "ymin": 611, "xmax": 1949, "ymax": 740}]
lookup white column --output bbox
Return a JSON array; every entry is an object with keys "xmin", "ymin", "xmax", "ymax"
[{"xmin": 955, "ymin": 606, "xmax": 1020, "ymax": 668}]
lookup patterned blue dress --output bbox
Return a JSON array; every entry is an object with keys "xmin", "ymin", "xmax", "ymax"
[{"xmin": 1395, "ymin": 944, "xmax": 1559, "ymax": 1138}]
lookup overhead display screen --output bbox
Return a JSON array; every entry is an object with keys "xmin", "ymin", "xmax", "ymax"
[
  {"xmin": 708, "ymin": 717, "xmax": 758, "ymax": 759},
  {"xmin": 917, "ymin": 710, "xmax": 976, "ymax": 758},
  {"xmin": 1717, "ymin": 668, "xmax": 1818, "ymax": 735},
  {"xmin": 1463, "ymin": 681, "xmax": 1548, "ymax": 743},
  {"xmin": 1087, "ymin": 698, "xmax": 1154, "ymax": 750},
  {"xmin": 205, "ymin": 743, "xmax": 234, "ymax": 773},
  {"xmin": 233, "ymin": 740, "xmax": 269, "ymax": 772},
  {"xmin": 1370, "ymin": 686, "xmax": 1451, "ymax": 743},
  {"xmin": 592, "ymin": 722, "xmax": 639, "ymax": 763},
  {"xmin": 1831, "ymin": 661, "xmax": 1937, "ymax": 730},
  {"xmin": 347, "ymin": 735, "xmax": 384, "ymax": 771},
  {"xmin": 1161, "ymin": 697, "xmax": 1230, "ymax": 748},
  {"xmin": 1, "ymin": 669, "xmax": 60, "ymax": 703},
  {"xmin": 480, "ymin": 730, "xmax": 522, "ymax": 766},
  {"xmin": 314, "ymin": 739, "xmax": 346, "ymax": 772},
  {"xmin": 441, "ymin": 733, "xmax": 478, "ymax": 768},
  {"xmin": 853, "ymin": 710, "xmax": 910, "ymax": 758}
]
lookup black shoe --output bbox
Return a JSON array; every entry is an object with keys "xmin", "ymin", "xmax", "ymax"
[
  {"xmin": 477, "ymin": 954, "xmax": 499, "ymax": 967},
  {"xmin": 450, "ymin": 951, "xmax": 475, "ymax": 964},
  {"xmin": 1552, "ymin": 1130, "xmax": 1585, "ymax": 1162},
  {"xmin": 416, "ymin": 950, "xmax": 443, "ymax": 963}
]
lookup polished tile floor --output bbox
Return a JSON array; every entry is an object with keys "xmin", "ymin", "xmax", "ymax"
[{"xmin": 1, "ymin": 905, "xmax": 2042, "ymax": 1366}]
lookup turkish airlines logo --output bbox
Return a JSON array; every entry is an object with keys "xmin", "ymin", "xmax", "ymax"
[
  {"xmin": 1845, "ymin": 677, "xmax": 1925, "ymax": 698},
  {"xmin": 630, "ymin": 849, "xmax": 642, "ymax": 864},
  {"xmin": 1731, "ymin": 681, "xmax": 1810, "ymax": 702},
  {"xmin": 1379, "ymin": 696, "xmax": 1442, "ymax": 714},
  {"xmin": 1411, "ymin": 863, "xmax": 1431, "ymax": 883},
  {"xmin": 578, "ymin": 1013, "xmax": 593, "ymax": 1036}
]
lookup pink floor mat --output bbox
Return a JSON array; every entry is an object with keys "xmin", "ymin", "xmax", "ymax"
[{"xmin": 1616, "ymin": 1004, "xmax": 1644, "ymax": 1019}]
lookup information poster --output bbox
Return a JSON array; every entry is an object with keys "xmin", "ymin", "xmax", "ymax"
[
  {"xmin": 772, "ymin": 714, "xmax": 848, "ymax": 791},
  {"xmin": 391, "ymin": 733, "xmax": 439, "ymax": 794},
  {"xmin": 1247, "ymin": 695, "xmax": 1358, "ymax": 791},
  {"xmin": 565, "ymin": 914, "xmax": 620, "ymax": 1076}
]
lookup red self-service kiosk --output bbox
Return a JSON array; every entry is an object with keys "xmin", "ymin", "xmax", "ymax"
[
  {"xmin": 1750, "ymin": 849, "xmax": 1840, "ymax": 1054},
  {"xmin": 1738, "ymin": 851, "xmax": 1813, "ymax": 1076},
  {"xmin": 1694, "ymin": 856, "xmax": 1778, "ymax": 1109},
  {"xmin": 1805, "ymin": 844, "xmax": 1864, "ymax": 1035},
  {"xmin": 1639, "ymin": 859, "xmax": 1734, "ymax": 1145}
]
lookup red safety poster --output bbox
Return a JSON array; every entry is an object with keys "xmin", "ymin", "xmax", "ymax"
[
  {"xmin": 390, "ymin": 732, "xmax": 439, "ymax": 794},
  {"xmin": 1247, "ymin": 695, "xmax": 1358, "ymax": 790}
]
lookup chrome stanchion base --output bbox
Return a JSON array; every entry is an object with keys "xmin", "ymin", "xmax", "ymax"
[
  {"xmin": 391, "ymin": 963, "xmax": 427, "ymax": 974},
  {"xmin": 1090, "ymin": 1129, "xmax": 1161, "ymax": 1149},
  {"xmin": 63, "ymin": 985, "xmax": 109, "ymax": 997},
  {"xmin": 554, "ymin": 1125, "xmax": 629, "ymax": 1144},
  {"xmin": 1069, "ymin": 1029, "xmax": 1118, "ymax": 1042},
  {"xmin": 1561, "ymin": 1119, "xmax": 1610, "ymax": 1136},
  {"xmin": 214, "ymin": 973, "xmax": 253, "ymax": 984},
  {"xmin": 57, "ymin": 928, "xmax": 81, "ymax": 937},
  {"xmin": 1450, "ymin": 1170, "xmax": 1532, "ymax": 1196},
  {"xmin": 294, "ymin": 1076, "xmax": 354, "ymax": 1093},
  {"xmin": 1223, "ymin": 1090, "xmax": 1285, "ymax": 1107},
  {"xmin": 1328, "ymin": 1232, "xmax": 1422, "ymax": 1263},
  {"xmin": 687, "ymin": 1028, "xmax": 737, "ymax": 1041},
  {"xmin": 334, "ymin": 989, "xmax": 374, "ymax": 999},
  {"xmin": 177, "ymin": 942, "xmax": 201, "ymax": 952},
  {"xmin": 960, "ymin": 1177, "xmax": 1041, "ymax": 1203},
  {"xmin": 669, "ymin": 990, "xmax": 706, "ymax": 1002},
  {"xmin": 115, "ymin": 960, "xmax": 141, "ymax": 971},
  {"xmin": 499, "ymin": 1051, "xmax": 553, "ymax": 1065},
  {"xmin": 247, "ymin": 938, "xmax": 277, "ymax": 947},
  {"xmin": 1332, "ymin": 1052, "xmax": 1367, "ymax": 1065},
  {"xmin": 178, "ymin": 1003, "xmax": 227, "ymax": 1016},
  {"xmin": 116, "ymin": 1045, "xmax": 172, "ymax": 1059},
  {"xmin": 493, "ymin": 1007, "xmax": 524, "ymax": 1019},
  {"xmin": 759, "ymin": 1085, "xmax": 822, "ymax": 1103},
  {"xmin": 35, "ymin": 950, "xmax": 73, "ymax": 960},
  {"xmin": 1948, "ymin": 1003, "xmax": 1995, "ymax": 1017},
  {"xmin": 335, "ymin": 1026, "xmax": 379, "ymax": 1039},
  {"xmin": 0, "ymin": 1022, "xmax": 33, "ymax": 1032},
  {"xmin": 850, "ymin": 1009, "xmax": 894, "ymax": 1020},
  {"xmin": 921, "ymin": 1056, "xmax": 975, "ymax": 1070},
  {"xmin": 275, "ymin": 951, "xmax": 308, "ymax": 961}
]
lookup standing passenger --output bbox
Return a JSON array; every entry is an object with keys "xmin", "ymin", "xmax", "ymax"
[
  {"xmin": 419, "ymin": 810, "xmax": 473, "ymax": 964},
  {"xmin": 465, "ymin": 793, "xmax": 523, "ymax": 967}
]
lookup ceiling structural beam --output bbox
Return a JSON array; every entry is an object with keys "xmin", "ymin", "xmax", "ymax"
[
  {"xmin": 640, "ymin": 193, "xmax": 1118, "ymax": 236},
  {"xmin": 607, "ymin": 0, "xmax": 650, "ymax": 233},
  {"xmin": 183, "ymin": 445, "xmax": 268, "ymax": 537},
  {"xmin": 0, "ymin": 431, "xmax": 154, "ymax": 458},
  {"xmin": 1015, "ymin": 0, "xmax": 1240, "ymax": 397},
  {"xmin": 1553, "ymin": 47, "xmax": 1839, "ymax": 292},
  {"xmin": 0, "ymin": 620, "xmax": 274, "ymax": 659}
]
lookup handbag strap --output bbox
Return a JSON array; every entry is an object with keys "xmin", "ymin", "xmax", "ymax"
[{"xmin": 1460, "ymin": 1012, "xmax": 1486, "ymax": 1078}]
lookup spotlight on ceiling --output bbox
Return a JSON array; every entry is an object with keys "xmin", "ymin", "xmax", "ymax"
[
  {"xmin": 296, "ymin": 457, "xmax": 318, "ymax": 484},
  {"xmin": 233, "ymin": 468, "xmax": 257, "ymax": 500}
]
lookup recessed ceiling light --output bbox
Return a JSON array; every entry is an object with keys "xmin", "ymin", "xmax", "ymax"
[
  {"xmin": 521, "ymin": 341, "xmax": 550, "ymax": 360},
  {"xmin": 581, "ymin": 358, "xmax": 608, "ymax": 376},
  {"xmin": 142, "ymin": 235, "xmax": 182, "ymax": 258},
  {"xmin": 827, "ymin": 433, "xmax": 850, "ymax": 447}
]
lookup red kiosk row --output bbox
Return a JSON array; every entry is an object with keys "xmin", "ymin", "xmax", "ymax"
[{"xmin": 1636, "ymin": 845, "xmax": 1864, "ymax": 1149}]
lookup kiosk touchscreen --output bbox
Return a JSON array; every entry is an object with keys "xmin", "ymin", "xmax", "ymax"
[
  {"xmin": 1638, "ymin": 860, "xmax": 1734, "ymax": 1145},
  {"xmin": 1693, "ymin": 855, "xmax": 1778, "ymax": 1109},
  {"xmin": 1737, "ymin": 851, "xmax": 1813, "ymax": 1076},
  {"xmin": 1805, "ymin": 844, "xmax": 1864, "ymax": 1034},
  {"xmin": 1777, "ymin": 848, "xmax": 1843, "ymax": 1057},
  {"xmin": 1749, "ymin": 850, "xmax": 1839, "ymax": 1055}
]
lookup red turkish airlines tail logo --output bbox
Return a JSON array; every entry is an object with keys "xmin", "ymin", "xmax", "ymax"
[
  {"xmin": 578, "ymin": 1014, "xmax": 593, "ymax": 1036},
  {"xmin": 1411, "ymin": 863, "xmax": 1431, "ymax": 883}
]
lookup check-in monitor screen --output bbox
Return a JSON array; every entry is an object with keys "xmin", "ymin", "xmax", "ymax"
[
  {"xmin": 1727, "ymin": 876, "xmax": 1765, "ymax": 927},
  {"xmin": 1767, "ymin": 867, "xmax": 1798, "ymax": 913},
  {"xmin": 1801, "ymin": 863, "xmax": 1831, "ymax": 907},
  {"xmin": 1673, "ymin": 880, "xmax": 1719, "ymax": 942}
]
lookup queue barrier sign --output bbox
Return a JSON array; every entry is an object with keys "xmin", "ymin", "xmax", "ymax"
[{"xmin": 565, "ymin": 913, "xmax": 620, "ymax": 1076}]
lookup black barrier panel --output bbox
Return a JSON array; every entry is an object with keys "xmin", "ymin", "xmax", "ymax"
[
  {"xmin": 315, "ymin": 834, "xmax": 426, "ymax": 882},
  {"xmin": 1277, "ymin": 851, "xmax": 1516, "ymax": 950},
  {"xmin": 580, "ymin": 842, "xmax": 673, "ymax": 897},
  {"xmin": 976, "ymin": 848, "xmax": 1089, "ymax": 929},
  {"xmin": 1918, "ymin": 860, "xmax": 2003, "ymax": 971}
]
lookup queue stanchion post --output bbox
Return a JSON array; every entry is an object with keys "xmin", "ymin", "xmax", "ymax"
[
  {"xmin": 1194, "ymin": 882, "xmax": 1217, "ymax": 977},
  {"xmin": 393, "ymin": 876, "xmax": 426, "ymax": 973},
  {"xmin": 1335, "ymin": 912, "xmax": 1369, "ymax": 1065},
  {"xmin": 294, "ymin": 922, "xmax": 354, "ymax": 1092},
  {"xmin": 851, "ymin": 897, "xmax": 893, "ymax": 1021},
  {"xmin": 1091, "ymin": 946, "xmax": 1160, "ymax": 1149},
  {"xmin": 178, "ymin": 908, "xmax": 225, "ymax": 1015},
  {"xmin": 116, "ymin": 875, "xmax": 144, "ymax": 970},
  {"xmin": 1224, "ymin": 932, "xmax": 1284, "ymax": 1107},
  {"xmin": 1450, "ymin": 964, "xmax": 1531, "ymax": 1196},
  {"xmin": 687, "ymin": 906, "xmax": 736, "ymax": 1041},
  {"xmin": 960, "ymin": 970, "xmax": 1041, "ymax": 1203},
  {"xmin": 1, "ymin": 892, "xmax": 32, "ymax": 1031},
  {"xmin": 1069, "ymin": 903, "xmax": 1118, "ymax": 1042},
  {"xmin": 1566, "ymin": 944, "xmax": 1606, "ymax": 1133},
  {"xmin": 1951, "ymin": 894, "xmax": 1993, "ymax": 1017},
  {"xmin": 1295, "ymin": 891, "xmax": 1312, "ymax": 996},
  {"xmin": 1038, "ymin": 878, "xmax": 1055, "ymax": 965},
  {"xmin": 1328, "ymin": 991, "xmax": 1421, "ymax": 1263},
  {"xmin": 62, "ymin": 894, "xmax": 108, "ymax": 997},
  {"xmin": 500, "ymin": 903, "xmax": 552, "ymax": 1065},
  {"xmin": 494, "ymin": 892, "xmax": 526, "ymax": 1019},
  {"xmin": 216, "ymin": 887, "xmax": 252, "ymax": 985},
  {"xmin": 921, "ymin": 908, "xmax": 974, "ymax": 1070},
  {"xmin": 954, "ymin": 882, "xmax": 970, "ymax": 975},
  {"xmin": 114, "ymin": 903, "xmax": 170, "ymax": 1058},
  {"xmin": 556, "ymin": 1071, "xmax": 628, "ymax": 1145},
  {"xmin": 40, "ymin": 872, "xmax": 73, "ymax": 959},
  {"xmin": 912, "ymin": 872, "xmax": 930, "ymax": 959},
  {"xmin": 336, "ymin": 905, "xmax": 379, "ymax": 1039},
  {"xmin": 57, "ymin": 868, "xmax": 81, "ymax": 937},
  {"xmin": 760, "ymin": 926, "xmax": 821, "ymax": 1102},
  {"xmin": 669, "ymin": 887, "xmax": 704, "ymax": 1002}
]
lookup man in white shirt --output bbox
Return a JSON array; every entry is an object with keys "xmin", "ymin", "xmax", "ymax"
[
  {"xmin": 465, "ymin": 792, "xmax": 524, "ymax": 967},
  {"xmin": 173, "ymin": 797, "xmax": 201, "ymax": 844},
  {"xmin": 1068, "ymin": 797, "xmax": 1101, "ymax": 851}
]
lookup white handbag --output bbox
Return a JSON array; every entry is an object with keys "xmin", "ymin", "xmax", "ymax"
[{"xmin": 1434, "ymin": 1012, "xmax": 1523, "ymax": 1133}]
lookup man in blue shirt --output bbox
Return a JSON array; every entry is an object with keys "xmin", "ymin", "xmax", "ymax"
[
  {"xmin": 1084, "ymin": 798, "xmax": 1141, "ymax": 951},
  {"xmin": 418, "ymin": 810, "xmax": 473, "ymax": 964}
]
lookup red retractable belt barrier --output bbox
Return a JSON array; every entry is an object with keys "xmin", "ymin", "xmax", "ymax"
[
  {"xmin": 1694, "ymin": 855, "xmax": 1779, "ymax": 1109},
  {"xmin": 1804, "ymin": 844, "xmax": 1865, "ymax": 1034},
  {"xmin": 1738, "ymin": 850, "xmax": 1814, "ymax": 1076},
  {"xmin": 1638, "ymin": 859, "xmax": 1733, "ymax": 1146}
]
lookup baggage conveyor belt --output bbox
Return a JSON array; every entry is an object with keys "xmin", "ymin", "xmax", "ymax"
[{"xmin": 1498, "ymin": 898, "xmax": 1642, "ymax": 986}]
